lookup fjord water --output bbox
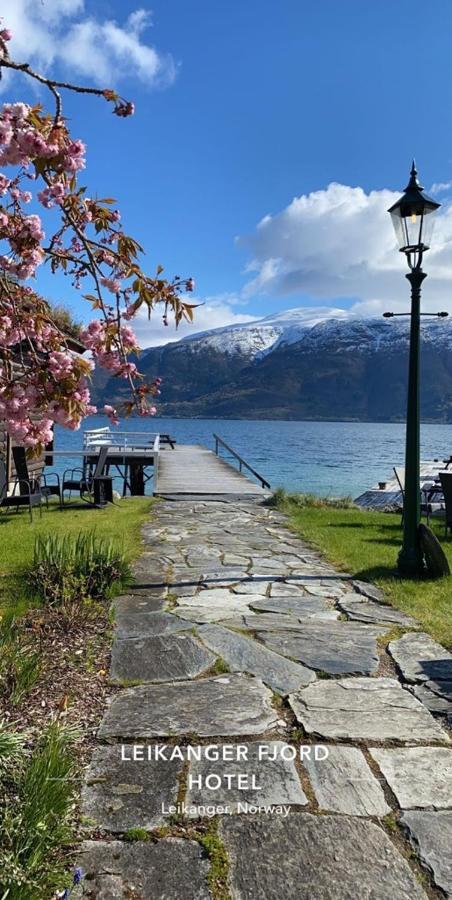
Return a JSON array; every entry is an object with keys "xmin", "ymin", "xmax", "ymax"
[{"xmin": 54, "ymin": 417, "xmax": 452, "ymax": 498}]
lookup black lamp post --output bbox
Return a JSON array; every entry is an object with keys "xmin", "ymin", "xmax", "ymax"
[{"xmin": 387, "ymin": 162, "xmax": 441, "ymax": 576}]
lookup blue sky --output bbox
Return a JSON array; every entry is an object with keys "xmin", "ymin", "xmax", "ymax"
[{"xmin": 6, "ymin": 0, "xmax": 452, "ymax": 344}]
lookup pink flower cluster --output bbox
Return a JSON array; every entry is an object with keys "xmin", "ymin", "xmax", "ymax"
[
  {"xmin": 37, "ymin": 182, "xmax": 66, "ymax": 208},
  {"xmin": 104, "ymin": 403, "xmax": 119, "ymax": 425},
  {"xmin": 80, "ymin": 319, "xmax": 140, "ymax": 377},
  {"xmin": 0, "ymin": 209, "xmax": 45, "ymax": 279},
  {"xmin": 0, "ymin": 366, "xmax": 96, "ymax": 447},
  {"xmin": 0, "ymin": 101, "xmax": 86, "ymax": 189}
]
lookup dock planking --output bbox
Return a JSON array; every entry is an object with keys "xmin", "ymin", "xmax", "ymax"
[{"xmin": 154, "ymin": 444, "xmax": 270, "ymax": 499}]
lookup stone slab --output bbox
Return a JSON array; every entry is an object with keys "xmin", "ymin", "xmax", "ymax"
[
  {"xmin": 198, "ymin": 624, "xmax": 315, "ymax": 694},
  {"xmin": 260, "ymin": 622, "xmax": 385, "ymax": 675},
  {"xmin": 410, "ymin": 682, "xmax": 452, "ymax": 714},
  {"xmin": 303, "ymin": 745, "xmax": 390, "ymax": 816},
  {"xmin": 268, "ymin": 582, "xmax": 309, "ymax": 597},
  {"xmin": 110, "ymin": 634, "xmax": 216, "ymax": 683},
  {"xmin": 249, "ymin": 595, "xmax": 339, "ymax": 620},
  {"xmin": 242, "ymin": 613, "xmax": 309, "ymax": 632},
  {"xmin": 200, "ymin": 571, "xmax": 247, "ymax": 585},
  {"xmin": 338, "ymin": 593, "xmax": 418, "ymax": 627},
  {"xmin": 114, "ymin": 611, "xmax": 192, "ymax": 639},
  {"xmin": 352, "ymin": 580, "xmax": 385, "ymax": 602},
  {"xmin": 231, "ymin": 582, "xmax": 271, "ymax": 595},
  {"xmin": 289, "ymin": 677, "xmax": 450, "ymax": 743},
  {"xmin": 370, "ymin": 747, "xmax": 452, "ymax": 809},
  {"xmin": 389, "ymin": 632, "xmax": 452, "ymax": 683},
  {"xmin": 401, "ymin": 811, "xmax": 452, "ymax": 898},
  {"xmin": 176, "ymin": 589, "xmax": 252, "ymax": 612},
  {"xmin": 81, "ymin": 745, "xmax": 183, "ymax": 831},
  {"xmin": 186, "ymin": 741, "xmax": 307, "ymax": 813},
  {"xmin": 173, "ymin": 605, "xmax": 253, "ymax": 624},
  {"xmin": 111, "ymin": 592, "xmax": 166, "ymax": 615},
  {"xmin": 219, "ymin": 813, "xmax": 427, "ymax": 899},
  {"xmin": 99, "ymin": 674, "xmax": 279, "ymax": 739},
  {"xmin": 76, "ymin": 839, "xmax": 210, "ymax": 899}
]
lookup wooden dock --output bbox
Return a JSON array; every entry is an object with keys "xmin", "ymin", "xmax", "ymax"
[{"xmin": 154, "ymin": 444, "xmax": 271, "ymax": 498}]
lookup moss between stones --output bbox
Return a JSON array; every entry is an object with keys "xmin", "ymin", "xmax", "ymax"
[
  {"xmin": 198, "ymin": 820, "xmax": 230, "ymax": 900},
  {"xmin": 123, "ymin": 827, "xmax": 151, "ymax": 842},
  {"xmin": 213, "ymin": 656, "xmax": 231, "ymax": 675}
]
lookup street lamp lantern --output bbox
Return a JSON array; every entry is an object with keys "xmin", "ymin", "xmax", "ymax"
[
  {"xmin": 388, "ymin": 162, "xmax": 440, "ymax": 263},
  {"xmin": 387, "ymin": 162, "xmax": 442, "ymax": 576}
]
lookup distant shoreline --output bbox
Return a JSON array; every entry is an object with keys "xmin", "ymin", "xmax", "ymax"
[{"xmin": 85, "ymin": 414, "xmax": 452, "ymax": 427}]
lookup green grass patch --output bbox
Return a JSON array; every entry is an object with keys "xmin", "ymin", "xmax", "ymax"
[
  {"xmin": 282, "ymin": 500, "xmax": 452, "ymax": 648},
  {"xmin": 0, "ymin": 497, "xmax": 152, "ymax": 895},
  {"xmin": 0, "ymin": 498, "xmax": 152, "ymax": 616}
]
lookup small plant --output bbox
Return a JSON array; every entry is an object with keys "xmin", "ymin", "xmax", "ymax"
[
  {"xmin": 0, "ymin": 616, "xmax": 40, "ymax": 705},
  {"xmin": 123, "ymin": 827, "xmax": 150, "ymax": 842},
  {"xmin": 29, "ymin": 531, "xmax": 130, "ymax": 607},
  {"xmin": 263, "ymin": 486, "xmax": 287, "ymax": 508},
  {"xmin": 213, "ymin": 657, "xmax": 230, "ymax": 675},
  {"xmin": 0, "ymin": 725, "xmax": 25, "ymax": 774},
  {"xmin": 0, "ymin": 722, "xmax": 78, "ymax": 899}
]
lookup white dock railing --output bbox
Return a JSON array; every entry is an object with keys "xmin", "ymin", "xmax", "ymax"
[{"xmin": 83, "ymin": 428, "xmax": 160, "ymax": 453}]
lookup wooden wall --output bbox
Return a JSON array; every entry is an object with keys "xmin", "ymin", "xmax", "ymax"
[
  {"xmin": 0, "ymin": 425, "xmax": 8, "ymax": 477},
  {"xmin": 0, "ymin": 361, "xmax": 47, "ymax": 481}
]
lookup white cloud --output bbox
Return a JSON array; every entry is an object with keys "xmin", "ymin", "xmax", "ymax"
[
  {"xmin": 239, "ymin": 182, "xmax": 452, "ymax": 318},
  {"xmin": 1, "ymin": 2, "xmax": 176, "ymax": 90},
  {"xmin": 131, "ymin": 295, "xmax": 257, "ymax": 348},
  {"xmin": 430, "ymin": 181, "xmax": 452, "ymax": 194}
]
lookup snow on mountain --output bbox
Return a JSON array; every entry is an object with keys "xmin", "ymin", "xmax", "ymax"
[
  {"xmin": 143, "ymin": 305, "xmax": 452, "ymax": 360},
  {"xmin": 298, "ymin": 315, "xmax": 452, "ymax": 354},
  {"xmin": 154, "ymin": 306, "xmax": 351, "ymax": 359}
]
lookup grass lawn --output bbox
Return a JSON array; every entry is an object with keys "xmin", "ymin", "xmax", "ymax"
[
  {"xmin": 283, "ymin": 501, "xmax": 452, "ymax": 649},
  {"xmin": 0, "ymin": 497, "xmax": 153, "ymax": 613},
  {"xmin": 0, "ymin": 496, "xmax": 153, "ymax": 899}
]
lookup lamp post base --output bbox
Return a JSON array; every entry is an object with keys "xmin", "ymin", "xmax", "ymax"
[{"xmin": 397, "ymin": 543, "xmax": 424, "ymax": 578}]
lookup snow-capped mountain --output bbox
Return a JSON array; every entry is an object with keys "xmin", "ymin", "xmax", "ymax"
[
  {"xmin": 93, "ymin": 307, "xmax": 452, "ymax": 422},
  {"xmin": 165, "ymin": 307, "xmax": 351, "ymax": 359}
]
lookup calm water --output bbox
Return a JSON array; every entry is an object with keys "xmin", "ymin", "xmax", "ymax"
[{"xmin": 53, "ymin": 417, "xmax": 452, "ymax": 499}]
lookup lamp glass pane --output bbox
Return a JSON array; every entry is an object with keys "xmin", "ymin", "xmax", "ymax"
[
  {"xmin": 390, "ymin": 209, "xmax": 408, "ymax": 249},
  {"xmin": 419, "ymin": 206, "xmax": 437, "ymax": 248},
  {"xmin": 403, "ymin": 209, "xmax": 423, "ymax": 247}
]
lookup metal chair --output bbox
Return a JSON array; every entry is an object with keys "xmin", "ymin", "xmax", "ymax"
[
  {"xmin": 439, "ymin": 472, "xmax": 452, "ymax": 536},
  {"xmin": 393, "ymin": 466, "xmax": 439, "ymax": 525},
  {"xmin": 0, "ymin": 458, "xmax": 42, "ymax": 522},
  {"xmin": 12, "ymin": 445, "xmax": 61, "ymax": 507},
  {"xmin": 62, "ymin": 445, "xmax": 109, "ymax": 504}
]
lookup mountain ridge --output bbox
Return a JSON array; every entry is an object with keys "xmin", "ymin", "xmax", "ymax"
[{"xmin": 91, "ymin": 308, "xmax": 452, "ymax": 422}]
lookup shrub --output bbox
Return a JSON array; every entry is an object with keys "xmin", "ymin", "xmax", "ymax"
[
  {"xmin": 0, "ymin": 722, "xmax": 77, "ymax": 899},
  {"xmin": 28, "ymin": 531, "xmax": 130, "ymax": 607},
  {"xmin": 266, "ymin": 488, "xmax": 355, "ymax": 511},
  {"xmin": 263, "ymin": 486, "xmax": 287, "ymax": 508},
  {"xmin": 287, "ymin": 492, "xmax": 355, "ymax": 510}
]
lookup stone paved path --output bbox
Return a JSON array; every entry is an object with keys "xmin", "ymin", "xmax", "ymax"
[{"xmin": 77, "ymin": 499, "xmax": 452, "ymax": 899}]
